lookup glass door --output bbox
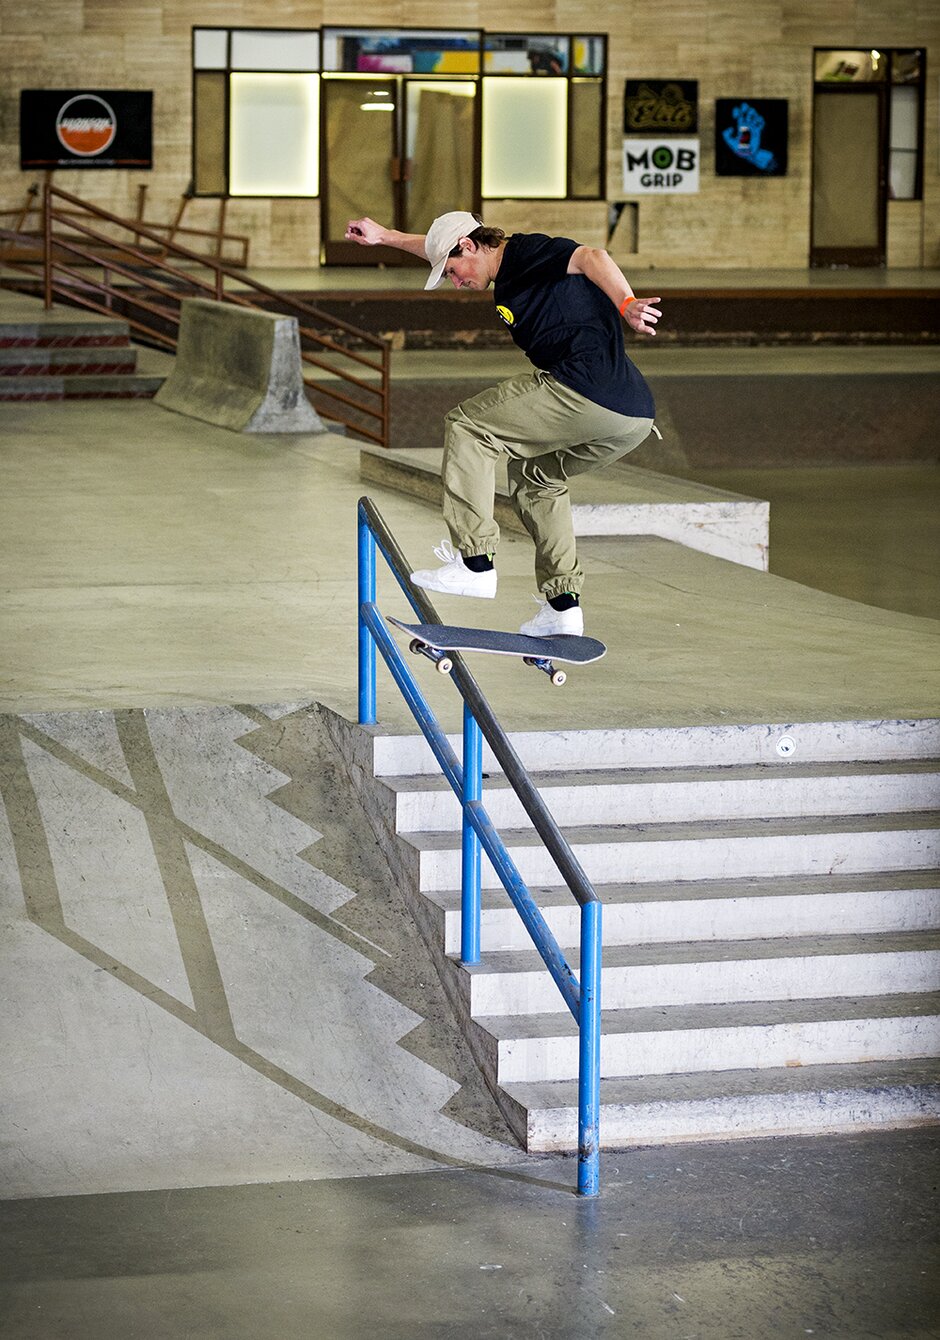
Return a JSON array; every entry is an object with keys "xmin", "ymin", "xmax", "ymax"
[
  {"xmin": 811, "ymin": 83, "xmax": 887, "ymax": 267},
  {"xmin": 321, "ymin": 77, "xmax": 402, "ymax": 265},
  {"xmin": 321, "ymin": 75, "xmax": 479, "ymax": 264},
  {"xmin": 403, "ymin": 80, "xmax": 478, "ymax": 233}
]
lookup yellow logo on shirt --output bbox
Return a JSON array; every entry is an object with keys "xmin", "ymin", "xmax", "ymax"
[{"xmin": 496, "ymin": 305, "xmax": 515, "ymax": 326}]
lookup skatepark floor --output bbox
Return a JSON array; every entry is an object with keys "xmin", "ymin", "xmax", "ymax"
[
  {"xmin": 0, "ymin": 397, "xmax": 937, "ymax": 729},
  {"xmin": 1, "ymin": 323, "xmax": 938, "ymax": 1338}
]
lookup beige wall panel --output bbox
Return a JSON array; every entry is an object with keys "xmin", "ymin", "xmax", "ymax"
[
  {"xmin": 781, "ymin": 1, "xmax": 855, "ymax": 44},
  {"xmin": 486, "ymin": 200, "xmax": 607, "ymax": 247},
  {"xmin": 923, "ymin": 180, "xmax": 940, "ymax": 266},
  {"xmin": 478, "ymin": 4, "xmax": 557, "ymax": 28},
  {"xmin": 401, "ymin": 2, "xmax": 481, "ymax": 24},
  {"xmin": 628, "ymin": 7, "xmax": 708, "ymax": 48},
  {"xmin": 707, "ymin": 2, "xmax": 784, "ymax": 45},
  {"xmin": 161, "ymin": 1, "xmax": 315, "ymax": 37},
  {"xmin": 856, "ymin": 1, "xmax": 922, "ymax": 46},
  {"xmin": 0, "ymin": 36, "xmax": 44, "ymax": 75},
  {"xmin": 887, "ymin": 201, "xmax": 924, "ymax": 268},
  {"xmin": 84, "ymin": 2, "xmax": 163, "ymax": 37},
  {"xmin": 558, "ymin": 0, "xmax": 633, "ymax": 29},
  {"xmin": 37, "ymin": 34, "xmax": 127, "ymax": 81},
  {"xmin": 0, "ymin": 0, "xmax": 82, "ymax": 35},
  {"xmin": 270, "ymin": 199, "xmax": 320, "ymax": 265}
]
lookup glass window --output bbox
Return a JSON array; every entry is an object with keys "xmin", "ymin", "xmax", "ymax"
[
  {"xmin": 404, "ymin": 81, "xmax": 477, "ymax": 231},
  {"xmin": 322, "ymin": 28, "xmax": 481, "ymax": 74},
  {"xmin": 573, "ymin": 36, "xmax": 605, "ymax": 76},
  {"xmin": 484, "ymin": 35, "xmax": 570, "ymax": 75},
  {"xmin": 229, "ymin": 73, "xmax": 319, "ymax": 196},
  {"xmin": 570, "ymin": 79, "xmax": 603, "ymax": 197},
  {"xmin": 193, "ymin": 28, "xmax": 228, "ymax": 70},
  {"xmin": 193, "ymin": 25, "xmax": 608, "ymax": 205},
  {"xmin": 814, "ymin": 49, "xmax": 886, "ymax": 82},
  {"xmin": 815, "ymin": 47, "xmax": 924, "ymax": 202},
  {"xmin": 889, "ymin": 85, "xmax": 918, "ymax": 199},
  {"xmin": 892, "ymin": 50, "xmax": 922, "ymax": 84},
  {"xmin": 193, "ymin": 72, "xmax": 227, "ymax": 194},
  {"xmin": 482, "ymin": 77, "xmax": 567, "ymax": 198},
  {"xmin": 230, "ymin": 30, "xmax": 320, "ymax": 72}
]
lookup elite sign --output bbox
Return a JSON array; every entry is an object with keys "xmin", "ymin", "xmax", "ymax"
[{"xmin": 622, "ymin": 139, "xmax": 700, "ymax": 194}]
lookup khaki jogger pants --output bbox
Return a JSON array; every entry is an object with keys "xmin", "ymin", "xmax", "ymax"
[{"xmin": 441, "ymin": 369, "xmax": 654, "ymax": 598}]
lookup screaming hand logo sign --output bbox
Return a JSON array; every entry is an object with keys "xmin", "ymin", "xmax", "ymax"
[{"xmin": 55, "ymin": 94, "xmax": 117, "ymax": 156}]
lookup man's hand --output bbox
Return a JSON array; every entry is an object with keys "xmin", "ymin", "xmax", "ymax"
[
  {"xmin": 344, "ymin": 218, "xmax": 428, "ymax": 259},
  {"xmin": 624, "ymin": 297, "xmax": 662, "ymax": 336},
  {"xmin": 344, "ymin": 217, "xmax": 386, "ymax": 246}
]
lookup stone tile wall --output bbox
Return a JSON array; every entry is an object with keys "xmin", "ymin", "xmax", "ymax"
[{"xmin": 1, "ymin": 2, "xmax": 936, "ymax": 269}]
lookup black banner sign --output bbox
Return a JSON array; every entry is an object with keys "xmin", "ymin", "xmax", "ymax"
[
  {"xmin": 20, "ymin": 90, "xmax": 153, "ymax": 169},
  {"xmin": 624, "ymin": 80, "xmax": 698, "ymax": 134}
]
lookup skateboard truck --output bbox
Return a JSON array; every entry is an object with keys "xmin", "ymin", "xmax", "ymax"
[
  {"xmin": 523, "ymin": 655, "xmax": 567, "ymax": 687},
  {"xmin": 408, "ymin": 637, "xmax": 454, "ymax": 675},
  {"xmin": 409, "ymin": 637, "xmax": 566, "ymax": 686}
]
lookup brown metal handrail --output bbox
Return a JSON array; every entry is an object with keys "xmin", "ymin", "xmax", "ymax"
[
  {"xmin": 3, "ymin": 183, "xmax": 389, "ymax": 447},
  {"xmin": 1, "ymin": 183, "xmax": 251, "ymax": 266}
]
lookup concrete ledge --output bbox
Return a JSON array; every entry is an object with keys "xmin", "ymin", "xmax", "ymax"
[
  {"xmin": 360, "ymin": 444, "xmax": 769, "ymax": 569},
  {"xmin": 155, "ymin": 298, "xmax": 325, "ymax": 434}
]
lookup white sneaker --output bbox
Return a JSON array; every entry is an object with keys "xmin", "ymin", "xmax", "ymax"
[
  {"xmin": 519, "ymin": 597, "xmax": 584, "ymax": 638},
  {"xmin": 410, "ymin": 539, "xmax": 496, "ymax": 599}
]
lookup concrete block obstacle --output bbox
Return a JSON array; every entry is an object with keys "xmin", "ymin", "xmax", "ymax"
[{"xmin": 155, "ymin": 298, "xmax": 325, "ymax": 433}]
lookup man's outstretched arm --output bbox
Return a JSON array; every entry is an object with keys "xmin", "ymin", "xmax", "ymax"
[
  {"xmin": 567, "ymin": 245, "xmax": 662, "ymax": 336},
  {"xmin": 344, "ymin": 217, "xmax": 428, "ymax": 259}
]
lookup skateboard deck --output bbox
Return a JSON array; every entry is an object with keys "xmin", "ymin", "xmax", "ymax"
[{"xmin": 387, "ymin": 617, "xmax": 606, "ymax": 686}]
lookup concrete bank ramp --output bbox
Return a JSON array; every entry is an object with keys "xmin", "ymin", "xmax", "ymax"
[
  {"xmin": 0, "ymin": 704, "xmax": 528, "ymax": 1199},
  {"xmin": 155, "ymin": 298, "xmax": 325, "ymax": 433}
]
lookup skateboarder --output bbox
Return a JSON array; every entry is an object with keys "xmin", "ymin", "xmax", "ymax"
[{"xmin": 344, "ymin": 211, "xmax": 661, "ymax": 637}]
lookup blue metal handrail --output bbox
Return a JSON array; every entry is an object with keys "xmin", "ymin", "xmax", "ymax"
[{"xmin": 357, "ymin": 497, "xmax": 602, "ymax": 1196}]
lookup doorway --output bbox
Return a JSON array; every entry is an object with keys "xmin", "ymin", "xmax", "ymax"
[
  {"xmin": 810, "ymin": 86, "xmax": 887, "ymax": 267},
  {"xmin": 320, "ymin": 76, "xmax": 478, "ymax": 265}
]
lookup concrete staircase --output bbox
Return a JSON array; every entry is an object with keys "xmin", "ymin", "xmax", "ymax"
[
  {"xmin": 357, "ymin": 719, "xmax": 940, "ymax": 1151},
  {"xmin": 0, "ymin": 312, "xmax": 163, "ymax": 400}
]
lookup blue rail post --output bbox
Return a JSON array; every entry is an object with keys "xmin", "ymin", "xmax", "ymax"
[
  {"xmin": 358, "ymin": 506, "xmax": 376, "ymax": 726},
  {"xmin": 577, "ymin": 898, "xmax": 602, "ymax": 1197},
  {"xmin": 461, "ymin": 704, "xmax": 482, "ymax": 964},
  {"xmin": 356, "ymin": 498, "xmax": 604, "ymax": 1195}
]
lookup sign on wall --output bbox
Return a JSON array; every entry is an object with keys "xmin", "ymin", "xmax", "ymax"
[
  {"xmin": 20, "ymin": 91, "xmax": 153, "ymax": 169},
  {"xmin": 622, "ymin": 139, "xmax": 700, "ymax": 193},
  {"xmin": 714, "ymin": 99, "xmax": 788, "ymax": 176},
  {"xmin": 624, "ymin": 81, "xmax": 698, "ymax": 134}
]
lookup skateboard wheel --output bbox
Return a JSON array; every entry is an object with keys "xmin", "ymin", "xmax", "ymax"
[
  {"xmin": 437, "ymin": 657, "xmax": 453, "ymax": 675},
  {"xmin": 550, "ymin": 670, "xmax": 567, "ymax": 687},
  {"xmin": 408, "ymin": 639, "xmax": 423, "ymax": 655}
]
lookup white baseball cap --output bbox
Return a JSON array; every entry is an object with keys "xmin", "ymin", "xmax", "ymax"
[{"xmin": 423, "ymin": 210, "xmax": 482, "ymax": 290}]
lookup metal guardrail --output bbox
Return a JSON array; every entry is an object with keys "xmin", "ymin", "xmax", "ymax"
[
  {"xmin": 0, "ymin": 183, "xmax": 251, "ymax": 268},
  {"xmin": 356, "ymin": 496, "xmax": 602, "ymax": 1196},
  {"xmin": 0, "ymin": 183, "xmax": 389, "ymax": 448}
]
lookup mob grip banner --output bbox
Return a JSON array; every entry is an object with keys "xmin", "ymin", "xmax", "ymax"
[{"xmin": 20, "ymin": 91, "xmax": 153, "ymax": 169}]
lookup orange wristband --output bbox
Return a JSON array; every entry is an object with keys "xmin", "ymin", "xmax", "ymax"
[{"xmin": 619, "ymin": 295, "xmax": 636, "ymax": 316}]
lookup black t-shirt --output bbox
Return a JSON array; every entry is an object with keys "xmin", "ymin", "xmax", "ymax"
[{"xmin": 492, "ymin": 232, "xmax": 654, "ymax": 419}]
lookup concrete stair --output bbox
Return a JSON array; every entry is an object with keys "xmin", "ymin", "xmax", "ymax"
[
  {"xmin": 0, "ymin": 314, "xmax": 163, "ymax": 399},
  {"xmin": 361, "ymin": 719, "xmax": 940, "ymax": 1151}
]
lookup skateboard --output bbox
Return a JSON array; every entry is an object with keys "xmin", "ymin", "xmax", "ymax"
[{"xmin": 387, "ymin": 617, "xmax": 606, "ymax": 687}]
